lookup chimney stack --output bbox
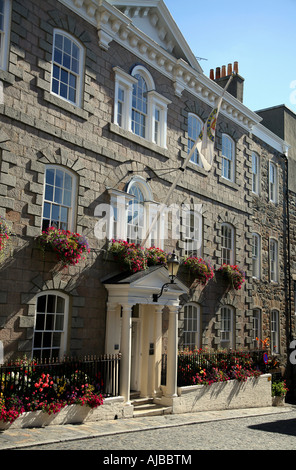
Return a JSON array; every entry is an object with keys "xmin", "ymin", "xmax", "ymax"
[{"xmin": 209, "ymin": 61, "xmax": 244, "ymax": 103}]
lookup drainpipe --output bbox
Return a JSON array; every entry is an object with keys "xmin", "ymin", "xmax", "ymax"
[
  {"xmin": 284, "ymin": 153, "xmax": 292, "ymax": 343},
  {"xmin": 284, "ymin": 153, "xmax": 295, "ymax": 402}
]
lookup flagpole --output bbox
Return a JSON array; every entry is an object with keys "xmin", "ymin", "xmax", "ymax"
[{"xmin": 142, "ymin": 73, "xmax": 235, "ymax": 247}]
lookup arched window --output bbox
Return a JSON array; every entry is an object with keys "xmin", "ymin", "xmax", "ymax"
[
  {"xmin": 125, "ymin": 176, "xmax": 160, "ymax": 247},
  {"xmin": 113, "ymin": 65, "xmax": 170, "ymax": 148},
  {"xmin": 221, "ymin": 223, "xmax": 235, "ymax": 265},
  {"xmin": 127, "ymin": 182, "xmax": 145, "ymax": 244},
  {"xmin": 221, "ymin": 306, "xmax": 234, "ymax": 349},
  {"xmin": 183, "ymin": 303, "xmax": 200, "ymax": 350},
  {"xmin": 132, "ymin": 73, "xmax": 148, "ymax": 139},
  {"xmin": 42, "ymin": 165, "xmax": 77, "ymax": 232},
  {"xmin": 51, "ymin": 30, "xmax": 84, "ymax": 106},
  {"xmin": 188, "ymin": 113, "xmax": 203, "ymax": 166},
  {"xmin": 33, "ymin": 291, "xmax": 69, "ymax": 360},
  {"xmin": 222, "ymin": 134, "xmax": 235, "ymax": 182}
]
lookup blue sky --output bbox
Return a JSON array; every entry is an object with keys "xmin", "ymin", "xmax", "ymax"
[{"xmin": 165, "ymin": 0, "xmax": 296, "ymax": 113}]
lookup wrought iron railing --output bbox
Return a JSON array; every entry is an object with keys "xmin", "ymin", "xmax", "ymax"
[
  {"xmin": 0, "ymin": 354, "xmax": 121, "ymax": 399},
  {"xmin": 161, "ymin": 350, "xmax": 270, "ymax": 387}
]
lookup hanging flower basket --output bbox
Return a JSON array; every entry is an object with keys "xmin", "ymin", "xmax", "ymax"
[
  {"xmin": 218, "ymin": 264, "xmax": 245, "ymax": 290},
  {"xmin": 108, "ymin": 240, "xmax": 167, "ymax": 274},
  {"xmin": 145, "ymin": 246, "xmax": 167, "ymax": 267},
  {"xmin": 108, "ymin": 239, "xmax": 146, "ymax": 273},
  {"xmin": 182, "ymin": 257, "xmax": 214, "ymax": 286},
  {"xmin": 0, "ymin": 216, "xmax": 12, "ymax": 263},
  {"xmin": 36, "ymin": 227, "xmax": 90, "ymax": 267}
]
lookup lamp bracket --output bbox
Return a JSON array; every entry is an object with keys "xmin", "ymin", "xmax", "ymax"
[{"xmin": 153, "ymin": 280, "xmax": 174, "ymax": 302}]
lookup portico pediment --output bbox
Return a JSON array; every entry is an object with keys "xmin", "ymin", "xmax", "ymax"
[{"xmin": 103, "ymin": 265, "xmax": 188, "ymax": 305}]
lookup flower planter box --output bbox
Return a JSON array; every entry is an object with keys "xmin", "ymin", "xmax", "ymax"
[
  {"xmin": 159, "ymin": 374, "xmax": 272, "ymax": 414},
  {"xmin": 0, "ymin": 397, "xmax": 126, "ymax": 430},
  {"xmin": 272, "ymin": 396, "xmax": 286, "ymax": 406}
]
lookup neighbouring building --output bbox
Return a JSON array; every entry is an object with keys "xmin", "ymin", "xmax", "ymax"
[{"xmin": 0, "ymin": 0, "xmax": 294, "ymax": 404}]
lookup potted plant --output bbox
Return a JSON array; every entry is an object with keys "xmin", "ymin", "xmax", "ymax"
[
  {"xmin": 218, "ymin": 264, "xmax": 245, "ymax": 291},
  {"xmin": 36, "ymin": 226, "xmax": 90, "ymax": 267},
  {"xmin": 182, "ymin": 257, "xmax": 214, "ymax": 286},
  {"xmin": 272, "ymin": 380, "xmax": 288, "ymax": 406}
]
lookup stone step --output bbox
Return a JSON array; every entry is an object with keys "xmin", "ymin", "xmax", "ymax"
[{"xmin": 132, "ymin": 397, "xmax": 172, "ymax": 417}]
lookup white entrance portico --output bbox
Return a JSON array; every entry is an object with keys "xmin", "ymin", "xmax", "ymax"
[{"xmin": 103, "ymin": 266, "xmax": 188, "ymax": 405}]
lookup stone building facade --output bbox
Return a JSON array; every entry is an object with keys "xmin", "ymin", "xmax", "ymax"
[{"xmin": 0, "ymin": 0, "xmax": 293, "ymax": 398}]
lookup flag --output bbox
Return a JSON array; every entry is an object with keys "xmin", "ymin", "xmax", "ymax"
[{"xmin": 196, "ymin": 74, "xmax": 234, "ymax": 172}]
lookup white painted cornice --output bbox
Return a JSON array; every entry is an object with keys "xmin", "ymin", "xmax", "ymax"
[
  {"xmin": 58, "ymin": 0, "xmax": 276, "ymax": 135},
  {"xmin": 252, "ymin": 123, "xmax": 290, "ymax": 156}
]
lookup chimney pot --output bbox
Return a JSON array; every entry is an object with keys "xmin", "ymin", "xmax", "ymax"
[
  {"xmin": 221, "ymin": 65, "xmax": 226, "ymax": 77},
  {"xmin": 210, "ymin": 69, "xmax": 214, "ymax": 80},
  {"xmin": 227, "ymin": 63, "xmax": 232, "ymax": 76},
  {"xmin": 215, "ymin": 67, "xmax": 220, "ymax": 79},
  {"xmin": 234, "ymin": 61, "xmax": 239, "ymax": 74}
]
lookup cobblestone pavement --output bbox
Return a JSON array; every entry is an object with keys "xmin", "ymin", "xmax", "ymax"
[
  {"xmin": 18, "ymin": 410, "xmax": 296, "ymax": 451},
  {"xmin": 1, "ymin": 406, "xmax": 296, "ymax": 452}
]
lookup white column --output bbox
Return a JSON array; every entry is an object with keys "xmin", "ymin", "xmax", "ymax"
[
  {"xmin": 153, "ymin": 305, "xmax": 163, "ymax": 395},
  {"xmin": 165, "ymin": 304, "xmax": 179, "ymax": 397},
  {"xmin": 120, "ymin": 304, "xmax": 133, "ymax": 404}
]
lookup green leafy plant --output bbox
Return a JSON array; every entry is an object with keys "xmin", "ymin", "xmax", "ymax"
[
  {"xmin": 36, "ymin": 227, "xmax": 90, "ymax": 267},
  {"xmin": 272, "ymin": 380, "xmax": 288, "ymax": 397}
]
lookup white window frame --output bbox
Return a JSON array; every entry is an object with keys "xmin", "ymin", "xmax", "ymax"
[
  {"xmin": 269, "ymin": 161, "xmax": 278, "ymax": 203},
  {"xmin": 222, "ymin": 134, "xmax": 235, "ymax": 182},
  {"xmin": 183, "ymin": 303, "xmax": 200, "ymax": 350},
  {"xmin": 188, "ymin": 113, "xmax": 203, "ymax": 166},
  {"xmin": 252, "ymin": 152, "xmax": 260, "ymax": 195},
  {"xmin": 0, "ymin": 0, "xmax": 11, "ymax": 71},
  {"xmin": 252, "ymin": 233, "xmax": 261, "ymax": 279},
  {"xmin": 51, "ymin": 29, "xmax": 84, "ymax": 107},
  {"xmin": 220, "ymin": 306, "xmax": 234, "ymax": 349},
  {"xmin": 221, "ymin": 223, "xmax": 235, "ymax": 265},
  {"xmin": 113, "ymin": 65, "xmax": 170, "ymax": 148},
  {"xmin": 269, "ymin": 238, "xmax": 278, "ymax": 283},
  {"xmin": 271, "ymin": 309, "xmax": 280, "ymax": 354},
  {"xmin": 127, "ymin": 180, "xmax": 146, "ymax": 245},
  {"xmin": 33, "ymin": 291, "xmax": 69, "ymax": 360},
  {"xmin": 42, "ymin": 165, "xmax": 77, "ymax": 232},
  {"xmin": 253, "ymin": 308, "xmax": 262, "ymax": 348},
  {"xmin": 108, "ymin": 177, "xmax": 164, "ymax": 248},
  {"xmin": 183, "ymin": 208, "xmax": 203, "ymax": 257}
]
